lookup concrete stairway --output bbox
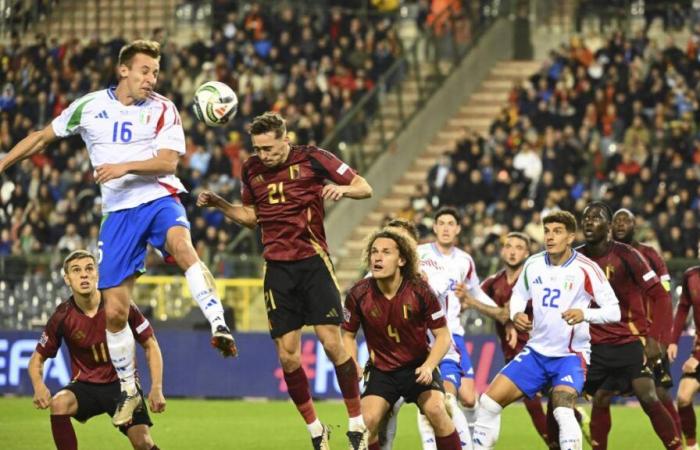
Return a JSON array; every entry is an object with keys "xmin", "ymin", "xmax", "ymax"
[{"xmin": 333, "ymin": 60, "xmax": 542, "ymax": 290}]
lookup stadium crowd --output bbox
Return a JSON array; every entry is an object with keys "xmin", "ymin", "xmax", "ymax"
[
  {"xmin": 0, "ymin": 3, "xmax": 406, "ymax": 271},
  {"xmin": 403, "ymin": 29, "xmax": 700, "ymax": 276}
]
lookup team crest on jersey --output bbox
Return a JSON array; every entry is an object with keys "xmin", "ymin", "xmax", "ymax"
[
  {"xmin": 605, "ymin": 264, "xmax": 615, "ymax": 280},
  {"xmin": 563, "ymin": 275, "xmax": 575, "ymax": 291},
  {"xmin": 369, "ymin": 306, "xmax": 381, "ymax": 318},
  {"xmin": 71, "ymin": 330, "xmax": 86, "ymax": 342},
  {"xmin": 139, "ymin": 109, "xmax": 152, "ymax": 124}
]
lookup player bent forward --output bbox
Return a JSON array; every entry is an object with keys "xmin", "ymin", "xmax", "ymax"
[
  {"xmin": 28, "ymin": 250, "xmax": 165, "ymax": 450},
  {"xmin": 472, "ymin": 211, "xmax": 620, "ymax": 450},
  {"xmin": 342, "ymin": 228, "xmax": 463, "ymax": 450}
]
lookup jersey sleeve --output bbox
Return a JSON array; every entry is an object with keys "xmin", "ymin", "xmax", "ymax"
[
  {"xmin": 645, "ymin": 247, "xmax": 671, "ymax": 290},
  {"xmin": 240, "ymin": 165, "xmax": 254, "ymax": 206},
  {"xmin": 672, "ymin": 273, "xmax": 692, "ymax": 344},
  {"xmin": 581, "ymin": 265, "xmax": 621, "ymax": 324},
  {"xmin": 128, "ymin": 303, "xmax": 154, "ymax": 344},
  {"xmin": 421, "ymin": 284, "xmax": 447, "ymax": 330},
  {"xmin": 342, "ymin": 290, "xmax": 362, "ymax": 333},
  {"xmin": 51, "ymin": 95, "xmax": 95, "ymax": 138},
  {"xmin": 623, "ymin": 247, "xmax": 668, "ymax": 341},
  {"xmin": 153, "ymin": 102, "xmax": 186, "ymax": 154},
  {"xmin": 35, "ymin": 309, "xmax": 64, "ymax": 358},
  {"xmin": 509, "ymin": 263, "xmax": 531, "ymax": 320},
  {"xmin": 308, "ymin": 147, "xmax": 357, "ymax": 185}
]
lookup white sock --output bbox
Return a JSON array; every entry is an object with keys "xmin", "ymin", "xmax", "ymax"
[
  {"xmin": 185, "ymin": 262, "xmax": 226, "ymax": 333},
  {"xmin": 446, "ymin": 393, "xmax": 473, "ymax": 450},
  {"xmin": 472, "ymin": 393, "xmax": 503, "ymax": 450},
  {"xmin": 380, "ymin": 397, "xmax": 403, "ymax": 450},
  {"xmin": 553, "ymin": 407, "xmax": 582, "ymax": 450},
  {"xmin": 106, "ymin": 325, "xmax": 137, "ymax": 394},
  {"xmin": 464, "ymin": 395, "xmax": 479, "ymax": 429},
  {"xmin": 417, "ymin": 411, "xmax": 437, "ymax": 450},
  {"xmin": 307, "ymin": 418, "xmax": 324, "ymax": 437},
  {"xmin": 349, "ymin": 415, "xmax": 365, "ymax": 432}
]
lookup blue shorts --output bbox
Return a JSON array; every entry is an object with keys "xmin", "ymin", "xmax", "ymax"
[
  {"xmin": 97, "ymin": 196, "xmax": 190, "ymax": 289},
  {"xmin": 439, "ymin": 358, "xmax": 465, "ymax": 389},
  {"xmin": 453, "ymin": 334, "xmax": 474, "ymax": 379},
  {"xmin": 500, "ymin": 346, "xmax": 586, "ymax": 398}
]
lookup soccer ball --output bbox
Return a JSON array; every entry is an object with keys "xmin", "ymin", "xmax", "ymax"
[{"xmin": 192, "ymin": 81, "xmax": 238, "ymax": 127}]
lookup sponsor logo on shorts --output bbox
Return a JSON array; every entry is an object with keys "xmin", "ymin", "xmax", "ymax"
[
  {"xmin": 560, "ymin": 375, "xmax": 574, "ymax": 383},
  {"xmin": 325, "ymin": 308, "xmax": 339, "ymax": 319}
]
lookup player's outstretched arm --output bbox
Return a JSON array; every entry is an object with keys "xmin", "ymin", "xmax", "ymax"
[
  {"xmin": 140, "ymin": 336, "xmax": 166, "ymax": 413},
  {"xmin": 28, "ymin": 351, "xmax": 52, "ymax": 409},
  {"xmin": 0, "ymin": 124, "xmax": 57, "ymax": 174},
  {"xmin": 94, "ymin": 149, "xmax": 179, "ymax": 184},
  {"xmin": 196, "ymin": 190, "xmax": 257, "ymax": 229},
  {"xmin": 321, "ymin": 174, "xmax": 373, "ymax": 201},
  {"xmin": 456, "ymin": 283, "xmax": 509, "ymax": 324}
]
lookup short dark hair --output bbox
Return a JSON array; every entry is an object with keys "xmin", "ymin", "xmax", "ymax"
[
  {"xmin": 585, "ymin": 201, "xmax": 613, "ymax": 223},
  {"xmin": 506, "ymin": 231, "xmax": 531, "ymax": 248},
  {"xmin": 386, "ymin": 218, "xmax": 419, "ymax": 241},
  {"xmin": 434, "ymin": 207, "xmax": 461, "ymax": 224},
  {"xmin": 250, "ymin": 112, "xmax": 287, "ymax": 138},
  {"xmin": 543, "ymin": 210, "xmax": 577, "ymax": 233},
  {"xmin": 63, "ymin": 250, "xmax": 96, "ymax": 273},
  {"xmin": 118, "ymin": 40, "xmax": 160, "ymax": 67}
]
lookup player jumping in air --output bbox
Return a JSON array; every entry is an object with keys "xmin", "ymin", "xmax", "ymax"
[
  {"xmin": 669, "ymin": 267, "xmax": 700, "ymax": 450},
  {"xmin": 0, "ymin": 40, "xmax": 236, "ymax": 427},
  {"xmin": 197, "ymin": 112, "xmax": 373, "ymax": 450},
  {"xmin": 472, "ymin": 211, "xmax": 620, "ymax": 450},
  {"xmin": 28, "ymin": 250, "xmax": 164, "ymax": 450},
  {"xmin": 343, "ymin": 228, "xmax": 463, "ymax": 450}
]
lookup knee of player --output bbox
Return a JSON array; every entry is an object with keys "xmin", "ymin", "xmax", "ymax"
[
  {"xmin": 130, "ymin": 435, "xmax": 155, "ymax": 450},
  {"xmin": 422, "ymin": 399, "xmax": 448, "ymax": 422},
  {"xmin": 636, "ymin": 389, "xmax": 660, "ymax": 406},
  {"xmin": 277, "ymin": 349, "xmax": 301, "ymax": 371},
  {"xmin": 49, "ymin": 392, "xmax": 74, "ymax": 415}
]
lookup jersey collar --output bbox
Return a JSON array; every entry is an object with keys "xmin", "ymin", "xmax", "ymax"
[
  {"xmin": 545, "ymin": 249, "xmax": 577, "ymax": 267},
  {"xmin": 107, "ymin": 86, "xmax": 147, "ymax": 106}
]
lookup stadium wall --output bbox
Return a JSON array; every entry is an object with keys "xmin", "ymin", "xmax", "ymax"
[
  {"xmin": 326, "ymin": 17, "xmax": 515, "ymax": 251},
  {"xmin": 1, "ymin": 331, "xmax": 695, "ymax": 399}
]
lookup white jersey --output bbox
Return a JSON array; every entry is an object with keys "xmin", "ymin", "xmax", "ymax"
[
  {"xmin": 509, "ymin": 250, "xmax": 620, "ymax": 363},
  {"xmin": 418, "ymin": 243, "xmax": 488, "ymax": 336},
  {"xmin": 52, "ymin": 88, "xmax": 187, "ymax": 213}
]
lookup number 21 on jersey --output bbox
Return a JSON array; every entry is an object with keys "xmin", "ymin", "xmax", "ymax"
[{"xmin": 267, "ymin": 182, "xmax": 286, "ymax": 204}]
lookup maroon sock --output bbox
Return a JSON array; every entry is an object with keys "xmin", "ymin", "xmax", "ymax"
[
  {"xmin": 590, "ymin": 405, "xmax": 611, "ymax": 450},
  {"xmin": 678, "ymin": 404, "xmax": 697, "ymax": 446},
  {"xmin": 335, "ymin": 357, "xmax": 362, "ymax": 417},
  {"xmin": 50, "ymin": 415, "xmax": 77, "ymax": 450},
  {"xmin": 369, "ymin": 441, "xmax": 381, "ymax": 450},
  {"xmin": 435, "ymin": 430, "xmax": 461, "ymax": 450},
  {"xmin": 662, "ymin": 397, "xmax": 682, "ymax": 438},
  {"xmin": 523, "ymin": 397, "xmax": 550, "ymax": 445},
  {"xmin": 546, "ymin": 397, "xmax": 560, "ymax": 448},
  {"xmin": 642, "ymin": 400, "xmax": 682, "ymax": 450},
  {"xmin": 283, "ymin": 367, "xmax": 317, "ymax": 424}
]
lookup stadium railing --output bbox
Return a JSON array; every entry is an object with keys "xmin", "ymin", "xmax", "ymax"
[
  {"xmin": 134, "ymin": 275, "xmax": 264, "ymax": 332},
  {"xmin": 319, "ymin": 0, "xmax": 519, "ymax": 176}
]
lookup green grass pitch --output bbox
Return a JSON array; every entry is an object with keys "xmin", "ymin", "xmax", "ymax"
[{"xmin": 0, "ymin": 397, "xmax": 689, "ymax": 449}]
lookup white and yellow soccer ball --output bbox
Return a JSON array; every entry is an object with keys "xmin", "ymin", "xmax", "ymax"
[{"xmin": 192, "ymin": 81, "xmax": 238, "ymax": 127}]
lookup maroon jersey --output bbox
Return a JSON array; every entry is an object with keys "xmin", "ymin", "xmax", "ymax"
[
  {"xmin": 481, "ymin": 269, "xmax": 531, "ymax": 360},
  {"xmin": 671, "ymin": 267, "xmax": 700, "ymax": 359},
  {"xmin": 241, "ymin": 145, "xmax": 357, "ymax": 261},
  {"xmin": 631, "ymin": 241, "xmax": 674, "ymax": 345},
  {"xmin": 579, "ymin": 241, "xmax": 666, "ymax": 345},
  {"xmin": 342, "ymin": 277, "xmax": 447, "ymax": 371},
  {"xmin": 36, "ymin": 298, "xmax": 153, "ymax": 384}
]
